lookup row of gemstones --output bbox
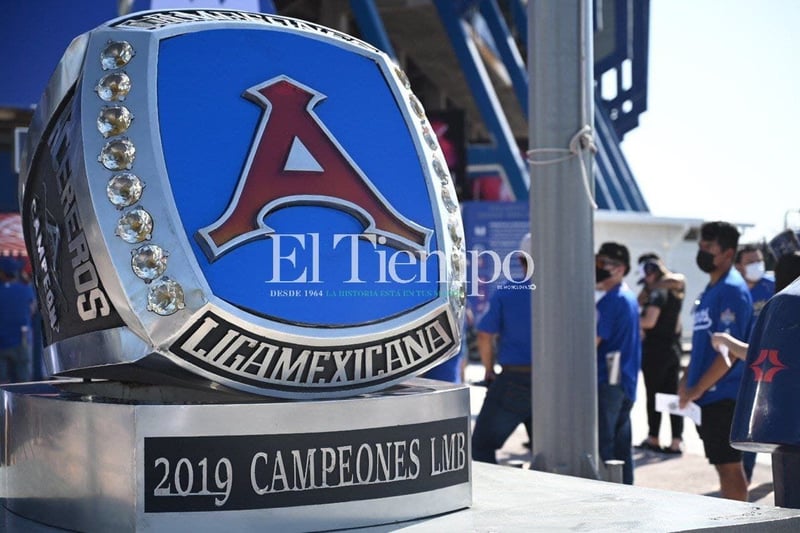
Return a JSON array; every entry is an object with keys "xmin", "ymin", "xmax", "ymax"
[
  {"xmin": 95, "ymin": 40, "xmax": 185, "ymax": 316},
  {"xmin": 393, "ymin": 67, "xmax": 466, "ymax": 319}
]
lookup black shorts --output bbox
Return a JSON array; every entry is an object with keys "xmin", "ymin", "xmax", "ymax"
[{"xmin": 697, "ymin": 399, "xmax": 742, "ymax": 465}]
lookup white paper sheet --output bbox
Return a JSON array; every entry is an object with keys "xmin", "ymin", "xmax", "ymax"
[{"xmin": 655, "ymin": 392, "xmax": 702, "ymax": 426}]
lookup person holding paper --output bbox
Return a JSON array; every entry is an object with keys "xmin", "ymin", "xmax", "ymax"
[
  {"xmin": 595, "ymin": 242, "xmax": 641, "ymax": 485},
  {"xmin": 636, "ymin": 254, "xmax": 686, "ymax": 455},
  {"xmin": 679, "ymin": 221, "xmax": 752, "ymax": 501}
]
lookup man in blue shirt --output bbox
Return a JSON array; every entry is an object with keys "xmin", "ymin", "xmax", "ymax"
[
  {"xmin": 735, "ymin": 244, "xmax": 775, "ymax": 332},
  {"xmin": 680, "ymin": 221, "xmax": 752, "ymax": 501},
  {"xmin": 471, "ymin": 234, "xmax": 534, "ymax": 463},
  {"xmin": 595, "ymin": 242, "xmax": 641, "ymax": 485}
]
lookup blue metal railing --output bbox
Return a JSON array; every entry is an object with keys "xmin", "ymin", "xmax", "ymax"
[{"xmin": 348, "ymin": 0, "xmax": 648, "ymax": 212}]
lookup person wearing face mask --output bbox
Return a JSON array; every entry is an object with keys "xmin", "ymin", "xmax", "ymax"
[
  {"xmin": 708, "ymin": 250, "xmax": 800, "ymax": 362},
  {"xmin": 711, "ymin": 250, "xmax": 800, "ymax": 508},
  {"xmin": 733, "ymin": 244, "xmax": 774, "ymax": 483},
  {"xmin": 735, "ymin": 244, "xmax": 775, "ymax": 331},
  {"xmin": 678, "ymin": 221, "xmax": 752, "ymax": 501},
  {"xmin": 595, "ymin": 242, "xmax": 641, "ymax": 485},
  {"xmin": 634, "ymin": 254, "xmax": 686, "ymax": 455}
]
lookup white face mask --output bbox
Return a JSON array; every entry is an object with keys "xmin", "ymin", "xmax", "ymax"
[{"xmin": 744, "ymin": 261, "xmax": 765, "ymax": 282}]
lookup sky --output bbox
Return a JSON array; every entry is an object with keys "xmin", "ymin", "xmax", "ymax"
[{"xmin": 620, "ymin": 0, "xmax": 800, "ymax": 243}]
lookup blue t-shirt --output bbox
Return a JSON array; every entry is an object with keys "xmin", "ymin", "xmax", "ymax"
[
  {"xmin": 688, "ymin": 268, "xmax": 752, "ymax": 406},
  {"xmin": 748, "ymin": 276, "xmax": 775, "ymax": 335},
  {"xmin": 477, "ymin": 280, "xmax": 532, "ymax": 366},
  {"xmin": 596, "ymin": 283, "xmax": 641, "ymax": 401},
  {"xmin": 422, "ymin": 352, "xmax": 463, "ymax": 382},
  {"xmin": 0, "ymin": 281, "xmax": 35, "ymax": 349}
]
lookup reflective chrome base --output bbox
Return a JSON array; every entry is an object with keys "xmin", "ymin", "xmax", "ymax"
[{"xmin": 1, "ymin": 378, "xmax": 471, "ymax": 532}]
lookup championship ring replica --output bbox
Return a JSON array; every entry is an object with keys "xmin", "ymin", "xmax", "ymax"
[
  {"xmin": 20, "ymin": 9, "xmax": 465, "ymax": 398},
  {"xmin": 4, "ymin": 9, "xmax": 470, "ymax": 532}
]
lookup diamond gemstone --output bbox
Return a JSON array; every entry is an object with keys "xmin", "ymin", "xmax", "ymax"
[
  {"xmin": 131, "ymin": 244, "xmax": 168, "ymax": 281},
  {"xmin": 97, "ymin": 106, "xmax": 133, "ymax": 137},
  {"xmin": 449, "ymin": 280, "xmax": 466, "ymax": 316},
  {"xmin": 451, "ymin": 250, "xmax": 463, "ymax": 278},
  {"xmin": 101, "ymin": 41, "xmax": 134, "ymax": 70},
  {"xmin": 394, "ymin": 67, "xmax": 411, "ymax": 89},
  {"xmin": 106, "ymin": 173, "xmax": 144, "ymax": 208},
  {"xmin": 99, "ymin": 138, "xmax": 135, "ymax": 170},
  {"xmin": 422, "ymin": 126, "xmax": 438, "ymax": 150},
  {"xmin": 147, "ymin": 277, "xmax": 185, "ymax": 316},
  {"xmin": 441, "ymin": 188, "xmax": 458, "ymax": 213},
  {"xmin": 448, "ymin": 218, "xmax": 463, "ymax": 247},
  {"xmin": 432, "ymin": 157, "xmax": 449, "ymax": 185},
  {"xmin": 96, "ymin": 72, "xmax": 131, "ymax": 101},
  {"xmin": 409, "ymin": 95, "xmax": 424, "ymax": 118},
  {"xmin": 116, "ymin": 207, "xmax": 152, "ymax": 243}
]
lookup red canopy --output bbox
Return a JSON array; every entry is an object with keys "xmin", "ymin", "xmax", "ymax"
[{"xmin": 0, "ymin": 213, "xmax": 27, "ymax": 257}]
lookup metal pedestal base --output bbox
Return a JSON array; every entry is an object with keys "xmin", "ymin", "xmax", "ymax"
[{"xmin": 1, "ymin": 378, "xmax": 471, "ymax": 532}]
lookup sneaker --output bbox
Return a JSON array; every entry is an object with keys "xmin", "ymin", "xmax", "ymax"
[
  {"xmin": 662, "ymin": 444, "xmax": 683, "ymax": 455},
  {"xmin": 635, "ymin": 439, "xmax": 662, "ymax": 452}
]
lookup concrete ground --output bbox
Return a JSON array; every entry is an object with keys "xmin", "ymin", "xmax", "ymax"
[{"xmin": 466, "ymin": 362, "xmax": 775, "ymax": 506}]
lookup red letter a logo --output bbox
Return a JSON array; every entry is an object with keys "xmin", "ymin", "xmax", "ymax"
[{"xmin": 196, "ymin": 76, "xmax": 431, "ymax": 261}]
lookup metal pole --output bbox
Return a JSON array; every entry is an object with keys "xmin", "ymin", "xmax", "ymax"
[
  {"xmin": 528, "ymin": 0, "xmax": 599, "ymax": 479},
  {"xmin": 604, "ymin": 460, "xmax": 624, "ymax": 484}
]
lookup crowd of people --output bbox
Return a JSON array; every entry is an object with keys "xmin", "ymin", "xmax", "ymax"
[{"xmin": 467, "ymin": 220, "xmax": 800, "ymax": 502}]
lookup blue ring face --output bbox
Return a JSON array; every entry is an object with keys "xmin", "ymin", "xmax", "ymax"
[{"xmin": 159, "ymin": 29, "xmax": 439, "ymax": 326}]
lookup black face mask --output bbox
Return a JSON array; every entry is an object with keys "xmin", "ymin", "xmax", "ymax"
[
  {"xmin": 696, "ymin": 250, "xmax": 716, "ymax": 273},
  {"xmin": 595, "ymin": 266, "xmax": 612, "ymax": 283}
]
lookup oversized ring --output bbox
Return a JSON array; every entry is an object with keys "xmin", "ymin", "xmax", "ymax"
[{"xmin": 20, "ymin": 9, "xmax": 465, "ymax": 399}]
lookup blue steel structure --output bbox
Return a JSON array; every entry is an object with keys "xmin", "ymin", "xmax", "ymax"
[
  {"xmin": 0, "ymin": 0, "xmax": 649, "ymax": 214},
  {"xmin": 432, "ymin": 0, "xmax": 531, "ymax": 200},
  {"xmin": 594, "ymin": 0, "xmax": 651, "ymax": 139},
  {"xmin": 349, "ymin": 0, "xmax": 650, "ymax": 212}
]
